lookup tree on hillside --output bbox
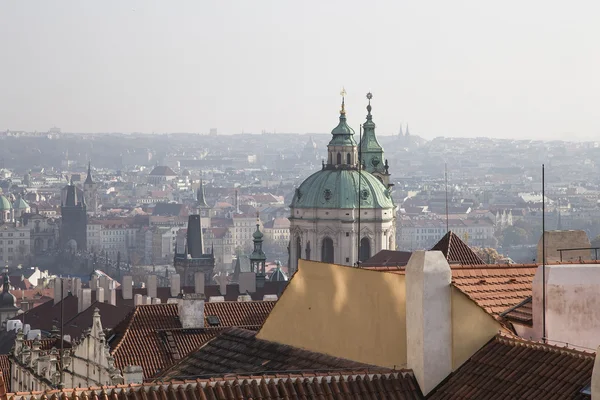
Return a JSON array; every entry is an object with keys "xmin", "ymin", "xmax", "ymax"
[
  {"xmin": 500, "ymin": 226, "xmax": 529, "ymax": 247},
  {"xmin": 473, "ymin": 247, "xmax": 504, "ymax": 264}
]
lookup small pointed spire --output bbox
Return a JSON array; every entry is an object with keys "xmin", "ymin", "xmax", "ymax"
[
  {"xmin": 366, "ymin": 92, "xmax": 373, "ymax": 119},
  {"xmin": 340, "ymin": 87, "xmax": 347, "ymax": 115}
]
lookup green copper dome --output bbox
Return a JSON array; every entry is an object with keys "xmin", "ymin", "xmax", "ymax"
[
  {"xmin": 328, "ymin": 109, "xmax": 357, "ymax": 147},
  {"xmin": 0, "ymin": 195, "xmax": 12, "ymax": 211},
  {"xmin": 14, "ymin": 197, "xmax": 29, "ymax": 210},
  {"xmin": 291, "ymin": 169, "xmax": 394, "ymax": 210}
]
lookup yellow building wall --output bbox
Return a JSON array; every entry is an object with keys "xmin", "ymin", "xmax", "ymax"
[
  {"xmin": 258, "ymin": 260, "xmax": 408, "ymax": 368},
  {"xmin": 451, "ymin": 287, "xmax": 503, "ymax": 369}
]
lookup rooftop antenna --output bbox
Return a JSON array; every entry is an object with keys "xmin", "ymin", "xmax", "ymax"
[
  {"xmin": 59, "ymin": 276, "xmax": 64, "ymax": 389},
  {"xmin": 542, "ymin": 164, "xmax": 546, "ymax": 343},
  {"xmin": 445, "ymin": 162, "xmax": 449, "ymax": 233}
]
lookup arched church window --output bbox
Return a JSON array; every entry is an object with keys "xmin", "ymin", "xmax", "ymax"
[
  {"xmin": 360, "ymin": 237, "xmax": 371, "ymax": 262},
  {"xmin": 321, "ymin": 237, "xmax": 334, "ymax": 263},
  {"xmin": 346, "ymin": 153, "xmax": 351, "ymax": 165},
  {"xmin": 337, "ymin": 152, "xmax": 342, "ymax": 165},
  {"xmin": 305, "ymin": 241, "xmax": 311, "ymax": 260}
]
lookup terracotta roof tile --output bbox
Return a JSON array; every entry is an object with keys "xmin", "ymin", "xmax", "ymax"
[
  {"xmin": 6, "ymin": 371, "xmax": 423, "ymax": 400},
  {"xmin": 429, "ymin": 334, "xmax": 594, "ymax": 399},
  {"xmin": 0, "ymin": 355, "xmax": 9, "ymax": 393},
  {"xmin": 500, "ymin": 296, "xmax": 533, "ymax": 326},
  {"xmin": 110, "ymin": 301, "xmax": 276, "ymax": 379},
  {"xmin": 367, "ymin": 263, "xmax": 538, "ymax": 318}
]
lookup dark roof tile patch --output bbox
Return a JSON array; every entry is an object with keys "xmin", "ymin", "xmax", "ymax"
[
  {"xmin": 431, "ymin": 231, "xmax": 486, "ymax": 265},
  {"xmin": 429, "ymin": 334, "xmax": 595, "ymax": 399},
  {"xmin": 159, "ymin": 327, "xmax": 375, "ymax": 380}
]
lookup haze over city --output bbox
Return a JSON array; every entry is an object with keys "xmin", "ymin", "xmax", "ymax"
[{"xmin": 1, "ymin": 0, "xmax": 599, "ymax": 139}]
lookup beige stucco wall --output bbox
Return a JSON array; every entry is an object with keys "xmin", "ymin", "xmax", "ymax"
[
  {"xmin": 532, "ymin": 264, "xmax": 600, "ymax": 350},
  {"xmin": 451, "ymin": 287, "xmax": 502, "ymax": 369},
  {"xmin": 258, "ymin": 259, "xmax": 407, "ymax": 368},
  {"xmin": 537, "ymin": 230, "xmax": 591, "ymax": 263}
]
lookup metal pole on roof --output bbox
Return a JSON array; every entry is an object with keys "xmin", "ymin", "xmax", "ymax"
[
  {"xmin": 59, "ymin": 276, "xmax": 64, "ymax": 389},
  {"xmin": 357, "ymin": 123, "xmax": 362, "ymax": 266},
  {"xmin": 445, "ymin": 163, "xmax": 449, "ymax": 233},
  {"xmin": 542, "ymin": 164, "xmax": 546, "ymax": 343}
]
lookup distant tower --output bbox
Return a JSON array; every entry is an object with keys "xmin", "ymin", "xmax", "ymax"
[
  {"xmin": 83, "ymin": 162, "xmax": 99, "ymax": 214},
  {"xmin": 249, "ymin": 214, "xmax": 267, "ymax": 285},
  {"xmin": 60, "ymin": 178, "xmax": 87, "ymax": 251},
  {"xmin": 196, "ymin": 178, "xmax": 210, "ymax": 218},
  {"xmin": 359, "ymin": 93, "xmax": 391, "ymax": 187},
  {"xmin": 174, "ymin": 211, "xmax": 215, "ymax": 285},
  {"xmin": 398, "ymin": 124, "xmax": 404, "ymax": 137}
]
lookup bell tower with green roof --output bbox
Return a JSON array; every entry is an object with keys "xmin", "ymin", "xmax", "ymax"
[
  {"xmin": 326, "ymin": 88, "xmax": 359, "ymax": 169},
  {"xmin": 359, "ymin": 93, "xmax": 391, "ymax": 187}
]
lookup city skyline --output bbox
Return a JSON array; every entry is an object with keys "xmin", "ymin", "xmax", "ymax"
[{"xmin": 1, "ymin": 1, "xmax": 599, "ymax": 140}]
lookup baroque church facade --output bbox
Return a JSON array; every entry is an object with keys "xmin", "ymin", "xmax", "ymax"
[{"xmin": 289, "ymin": 93, "xmax": 396, "ymax": 273}]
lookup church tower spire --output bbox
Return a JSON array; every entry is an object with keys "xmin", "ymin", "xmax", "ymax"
[
  {"xmin": 359, "ymin": 93, "xmax": 390, "ymax": 186},
  {"xmin": 326, "ymin": 88, "xmax": 359, "ymax": 169}
]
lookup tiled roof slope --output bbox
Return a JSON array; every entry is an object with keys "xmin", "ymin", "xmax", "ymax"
[
  {"xmin": 110, "ymin": 302, "xmax": 275, "ymax": 379},
  {"xmin": 367, "ymin": 264, "xmax": 537, "ymax": 318},
  {"xmin": 431, "ymin": 231, "xmax": 486, "ymax": 265},
  {"xmin": 429, "ymin": 335, "xmax": 595, "ymax": 399},
  {"xmin": 451, "ymin": 265, "xmax": 537, "ymax": 316},
  {"xmin": 5, "ymin": 372, "xmax": 423, "ymax": 400},
  {"xmin": 0, "ymin": 355, "xmax": 9, "ymax": 392},
  {"xmin": 361, "ymin": 250, "xmax": 413, "ymax": 267},
  {"xmin": 159, "ymin": 327, "xmax": 378, "ymax": 380},
  {"xmin": 500, "ymin": 296, "xmax": 533, "ymax": 326}
]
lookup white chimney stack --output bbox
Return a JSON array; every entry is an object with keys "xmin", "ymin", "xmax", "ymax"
[
  {"xmin": 96, "ymin": 287, "xmax": 105, "ymax": 303},
  {"xmin": 108, "ymin": 288, "xmax": 117, "ymax": 306},
  {"xmin": 147, "ymin": 275, "xmax": 157, "ymax": 299},
  {"xmin": 78, "ymin": 288, "xmax": 92, "ymax": 313},
  {"xmin": 406, "ymin": 250, "xmax": 452, "ymax": 396},
  {"xmin": 134, "ymin": 294, "xmax": 143, "ymax": 306},
  {"xmin": 170, "ymin": 274, "xmax": 180, "ymax": 298},
  {"xmin": 194, "ymin": 272, "xmax": 205, "ymax": 295},
  {"xmin": 177, "ymin": 294, "xmax": 205, "ymax": 329},
  {"xmin": 122, "ymin": 276, "xmax": 133, "ymax": 300}
]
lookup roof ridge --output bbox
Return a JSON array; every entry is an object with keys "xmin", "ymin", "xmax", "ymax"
[
  {"xmin": 496, "ymin": 333, "xmax": 596, "ymax": 358},
  {"xmin": 109, "ymin": 306, "xmax": 140, "ymax": 353}
]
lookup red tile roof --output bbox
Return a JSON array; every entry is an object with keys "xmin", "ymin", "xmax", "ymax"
[
  {"xmin": 361, "ymin": 250, "xmax": 413, "ymax": 267},
  {"xmin": 428, "ymin": 335, "xmax": 595, "ymax": 399},
  {"xmin": 110, "ymin": 301, "xmax": 276, "ymax": 379},
  {"xmin": 367, "ymin": 263, "xmax": 538, "ymax": 318},
  {"xmin": 451, "ymin": 264, "xmax": 538, "ymax": 317},
  {"xmin": 6, "ymin": 371, "xmax": 423, "ymax": 400},
  {"xmin": 0, "ymin": 355, "xmax": 9, "ymax": 393},
  {"xmin": 431, "ymin": 231, "xmax": 485, "ymax": 265},
  {"xmin": 500, "ymin": 296, "xmax": 533, "ymax": 326}
]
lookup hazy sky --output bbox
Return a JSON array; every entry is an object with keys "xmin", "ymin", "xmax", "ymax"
[{"xmin": 1, "ymin": 1, "xmax": 599, "ymax": 140}]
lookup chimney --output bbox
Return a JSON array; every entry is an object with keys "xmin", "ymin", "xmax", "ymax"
[
  {"xmin": 90, "ymin": 276, "xmax": 99, "ymax": 290},
  {"xmin": 123, "ymin": 365, "xmax": 144, "ymax": 385},
  {"xmin": 98, "ymin": 276, "xmax": 108, "ymax": 294},
  {"xmin": 177, "ymin": 293, "xmax": 205, "ymax": 328},
  {"xmin": 263, "ymin": 294, "xmax": 278, "ymax": 301},
  {"xmin": 78, "ymin": 289, "xmax": 92, "ymax": 313},
  {"xmin": 406, "ymin": 250, "xmax": 452, "ymax": 396},
  {"xmin": 144, "ymin": 295, "xmax": 152, "ymax": 305},
  {"xmin": 96, "ymin": 287, "xmax": 105, "ymax": 303},
  {"xmin": 53, "ymin": 277, "xmax": 62, "ymax": 305},
  {"xmin": 592, "ymin": 345, "xmax": 600, "ymax": 398},
  {"xmin": 108, "ymin": 288, "xmax": 117, "ymax": 306},
  {"xmin": 151, "ymin": 298, "xmax": 161, "ymax": 304},
  {"xmin": 239, "ymin": 272, "xmax": 256, "ymax": 294},
  {"xmin": 194, "ymin": 272, "xmax": 205, "ymax": 295},
  {"xmin": 72, "ymin": 278, "xmax": 82, "ymax": 299},
  {"xmin": 134, "ymin": 294, "xmax": 143, "ymax": 306},
  {"xmin": 170, "ymin": 274, "xmax": 180, "ymax": 298},
  {"xmin": 209, "ymin": 296, "xmax": 225, "ymax": 302},
  {"xmin": 237, "ymin": 294, "xmax": 252, "ymax": 302},
  {"xmin": 122, "ymin": 276, "xmax": 133, "ymax": 300},
  {"xmin": 147, "ymin": 275, "xmax": 157, "ymax": 298}
]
